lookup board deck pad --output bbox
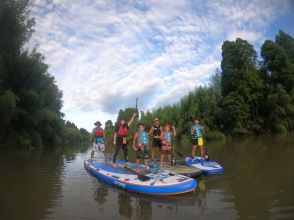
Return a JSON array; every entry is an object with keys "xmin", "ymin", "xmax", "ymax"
[{"xmin": 164, "ymin": 163, "xmax": 202, "ymax": 177}]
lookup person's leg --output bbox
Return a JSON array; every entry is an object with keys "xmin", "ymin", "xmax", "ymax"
[
  {"xmin": 151, "ymin": 147, "xmax": 155, "ymax": 161},
  {"xmin": 122, "ymin": 144, "xmax": 129, "ymax": 162},
  {"xmin": 136, "ymin": 159, "xmax": 140, "ymax": 173},
  {"xmin": 112, "ymin": 143, "xmax": 121, "ymax": 166},
  {"xmin": 192, "ymin": 145, "xmax": 197, "ymax": 159},
  {"xmin": 144, "ymin": 159, "xmax": 150, "ymax": 171},
  {"xmin": 160, "ymin": 153, "xmax": 164, "ymax": 170},
  {"xmin": 90, "ymin": 150, "xmax": 94, "ymax": 161},
  {"xmin": 168, "ymin": 153, "xmax": 172, "ymax": 165},
  {"xmin": 103, "ymin": 150, "xmax": 108, "ymax": 162},
  {"xmin": 200, "ymin": 145, "xmax": 204, "ymax": 159}
]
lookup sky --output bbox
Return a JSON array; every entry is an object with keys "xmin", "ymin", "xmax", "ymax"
[{"xmin": 28, "ymin": 0, "xmax": 294, "ymax": 131}]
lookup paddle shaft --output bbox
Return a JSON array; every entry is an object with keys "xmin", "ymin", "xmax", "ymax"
[{"xmin": 124, "ymin": 165, "xmax": 150, "ymax": 181}]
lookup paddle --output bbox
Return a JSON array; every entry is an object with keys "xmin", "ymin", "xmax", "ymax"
[
  {"xmin": 135, "ymin": 97, "xmax": 139, "ymax": 119},
  {"xmin": 204, "ymin": 144, "xmax": 210, "ymax": 161},
  {"xmin": 174, "ymin": 149, "xmax": 185, "ymax": 157},
  {"xmin": 124, "ymin": 165, "xmax": 151, "ymax": 182},
  {"xmin": 171, "ymin": 146, "xmax": 176, "ymax": 166}
]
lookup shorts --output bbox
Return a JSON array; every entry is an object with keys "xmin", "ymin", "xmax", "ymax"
[
  {"xmin": 136, "ymin": 150, "xmax": 149, "ymax": 159},
  {"xmin": 160, "ymin": 149, "xmax": 172, "ymax": 154},
  {"xmin": 152, "ymin": 138, "xmax": 162, "ymax": 148},
  {"xmin": 116, "ymin": 137, "xmax": 128, "ymax": 145},
  {"xmin": 93, "ymin": 142, "xmax": 105, "ymax": 152},
  {"xmin": 192, "ymin": 137, "xmax": 204, "ymax": 146},
  {"xmin": 160, "ymin": 145, "xmax": 172, "ymax": 154}
]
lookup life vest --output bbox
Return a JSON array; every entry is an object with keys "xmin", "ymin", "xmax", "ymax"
[
  {"xmin": 137, "ymin": 131, "xmax": 149, "ymax": 145},
  {"xmin": 94, "ymin": 127, "xmax": 104, "ymax": 137},
  {"xmin": 117, "ymin": 124, "xmax": 128, "ymax": 137},
  {"xmin": 161, "ymin": 132, "xmax": 172, "ymax": 151},
  {"xmin": 161, "ymin": 131, "xmax": 172, "ymax": 145},
  {"xmin": 191, "ymin": 125, "xmax": 203, "ymax": 139},
  {"xmin": 153, "ymin": 125, "xmax": 161, "ymax": 137}
]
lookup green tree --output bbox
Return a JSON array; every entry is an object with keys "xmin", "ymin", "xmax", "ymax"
[
  {"xmin": 0, "ymin": 0, "xmax": 89, "ymax": 148},
  {"xmin": 221, "ymin": 38, "xmax": 263, "ymax": 129},
  {"xmin": 275, "ymin": 30, "xmax": 294, "ymax": 63}
]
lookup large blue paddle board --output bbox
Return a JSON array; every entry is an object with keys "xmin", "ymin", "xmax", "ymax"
[{"xmin": 84, "ymin": 159, "xmax": 197, "ymax": 195}]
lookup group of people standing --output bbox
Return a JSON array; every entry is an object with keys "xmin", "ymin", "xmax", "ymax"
[{"xmin": 91, "ymin": 112, "xmax": 205, "ymax": 173}]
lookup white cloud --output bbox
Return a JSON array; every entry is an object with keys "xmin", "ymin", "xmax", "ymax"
[{"xmin": 27, "ymin": 0, "xmax": 289, "ymax": 130}]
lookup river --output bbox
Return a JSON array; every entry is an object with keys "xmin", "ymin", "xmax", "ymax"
[{"xmin": 0, "ymin": 134, "xmax": 293, "ymax": 220}]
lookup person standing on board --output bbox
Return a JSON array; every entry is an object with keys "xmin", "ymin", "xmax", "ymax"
[
  {"xmin": 133, "ymin": 123, "xmax": 150, "ymax": 173},
  {"xmin": 191, "ymin": 117, "xmax": 206, "ymax": 160},
  {"xmin": 159, "ymin": 123, "xmax": 176, "ymax": 170},
  {"xmin": 91, "ymin": 121, "xmax": 108, "ymax": 161},
  {"xmin": 148, "ymin": 117, "xmax": 162, "ymax": 161},
  {"xmin": 112, "ymin": 112, "xmax": 136, "ymax": 167}
]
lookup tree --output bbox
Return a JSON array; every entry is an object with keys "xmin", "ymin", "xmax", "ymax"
[
  {"xmin": 0, "ymin": 0, "xmax": 89, "ymax": 148},
  {"xmin": 261, "ymin": 40, "xmax": 294, "ymax": 92},
  {"xmin": 220, "ymin": 92, "xmax": 250, "ymax": 135},
  {"xmin": 221, "ymin": 38, "xmax": 263, "ymax": 127},
  {"xmin": 275, "ymin": 30, "xmax": 294, "ymax": 63}
]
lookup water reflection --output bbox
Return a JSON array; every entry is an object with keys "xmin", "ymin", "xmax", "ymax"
[
  {"xmin": 118, "ymin": 192, "xmax": 133, "ymax": 218},
  {"xmin": 196, "ymin": 178, "xmax": 207, "ymax": 215},
  {"xmin": 0, "ymin": 147, "xmax": 64, "ymax": 220},
  {"xmin": 1, "ymin": 134, "xmax": 293, "ymax": 220},
  {"xmin": 94, "ymin": 185, "xmax": 109, "ymax": 204}
]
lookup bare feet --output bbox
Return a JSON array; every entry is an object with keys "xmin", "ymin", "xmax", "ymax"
[{"xmin": 113, "ymin": 163, "xmax": 117, "ymax": 168}]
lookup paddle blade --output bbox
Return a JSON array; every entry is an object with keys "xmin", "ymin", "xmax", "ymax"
[
  {"xmin": 138, "ymin": 174, "xmax": 150, "ymax": 181},
  {"xmin": 204, "ymin": 151, "xmax": 210, "ymax": 161},
  {"xmin": 171, "ymin": 155, "xmax": 176, "ymax": 166}
]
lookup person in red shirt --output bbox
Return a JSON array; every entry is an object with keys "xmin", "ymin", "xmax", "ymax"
[
  {"xmin": 112, "ymin": 112, "xmax": 136, "ymax": 167},
  {"xmin": 91, "ymin": 121, "xmax": 108, "ymax": 161}
]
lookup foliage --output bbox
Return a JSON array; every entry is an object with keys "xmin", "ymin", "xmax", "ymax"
[
  {"xmin": 0, "ymin": 0, "xmax": 88, "ymax": 148},
  {"xmin": 138, "ymin": 31, "xmax": 294, "ymax": 143}
]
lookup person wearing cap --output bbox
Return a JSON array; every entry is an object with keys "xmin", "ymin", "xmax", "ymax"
[
  {"xmin": 148, "ymin": 117, "xmax": 162, "ymax": 161},
  {"xmin": 112, "ymin": 112, "xmax": 136, "ymax": 167},
  {"xmin": 91, "ymin": 121, "xmax": 107, "ymax": 161},
  {"xmin": 191, "ymin": 117, "xmax": 205, "ymax": 160}
]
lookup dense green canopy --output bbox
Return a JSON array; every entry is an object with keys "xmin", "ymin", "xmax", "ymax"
[
  {"xmin": 137, "ymin": 31, "xmax": 294, "ymax": 142},
  {"xmin": 0, "ymin": 0, "xmax": 89, "ymax": 148}
]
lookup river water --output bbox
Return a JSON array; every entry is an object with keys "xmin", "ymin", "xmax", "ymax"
[{"xmin": 0, "ymin": 134, "xmax": 293, "ymax": 220}]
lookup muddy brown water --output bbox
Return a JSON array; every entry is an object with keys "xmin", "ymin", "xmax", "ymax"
[{"xmin": 0, "ymin": 134, "xmax": 293, "ymax": 220}]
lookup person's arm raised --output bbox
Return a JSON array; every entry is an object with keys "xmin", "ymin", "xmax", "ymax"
[
  {"xmin": 172, "ymin": 125, "xmax": 177, "ymax": 136},
  {"xmin": 127, "ymin": 112, "xmax": 137, "ymax": 127}
]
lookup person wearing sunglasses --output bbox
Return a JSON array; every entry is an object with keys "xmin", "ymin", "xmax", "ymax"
[{"xmin": 148, "ymin": 117, "xmax": 162, "ymax": 161}]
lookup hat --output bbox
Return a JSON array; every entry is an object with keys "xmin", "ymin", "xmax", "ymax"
[{"xmin": 94, "ymin": 121, "xmax": 102, "ymax": 126}]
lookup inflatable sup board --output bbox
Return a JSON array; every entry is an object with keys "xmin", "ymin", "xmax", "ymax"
[
  {"xmin": 84, "ymin": 159, "xmax": 197, "ymax": 195},
  {"xmin": 184, "ymin": 157, "xmax": 224, "ymax": 174}
]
